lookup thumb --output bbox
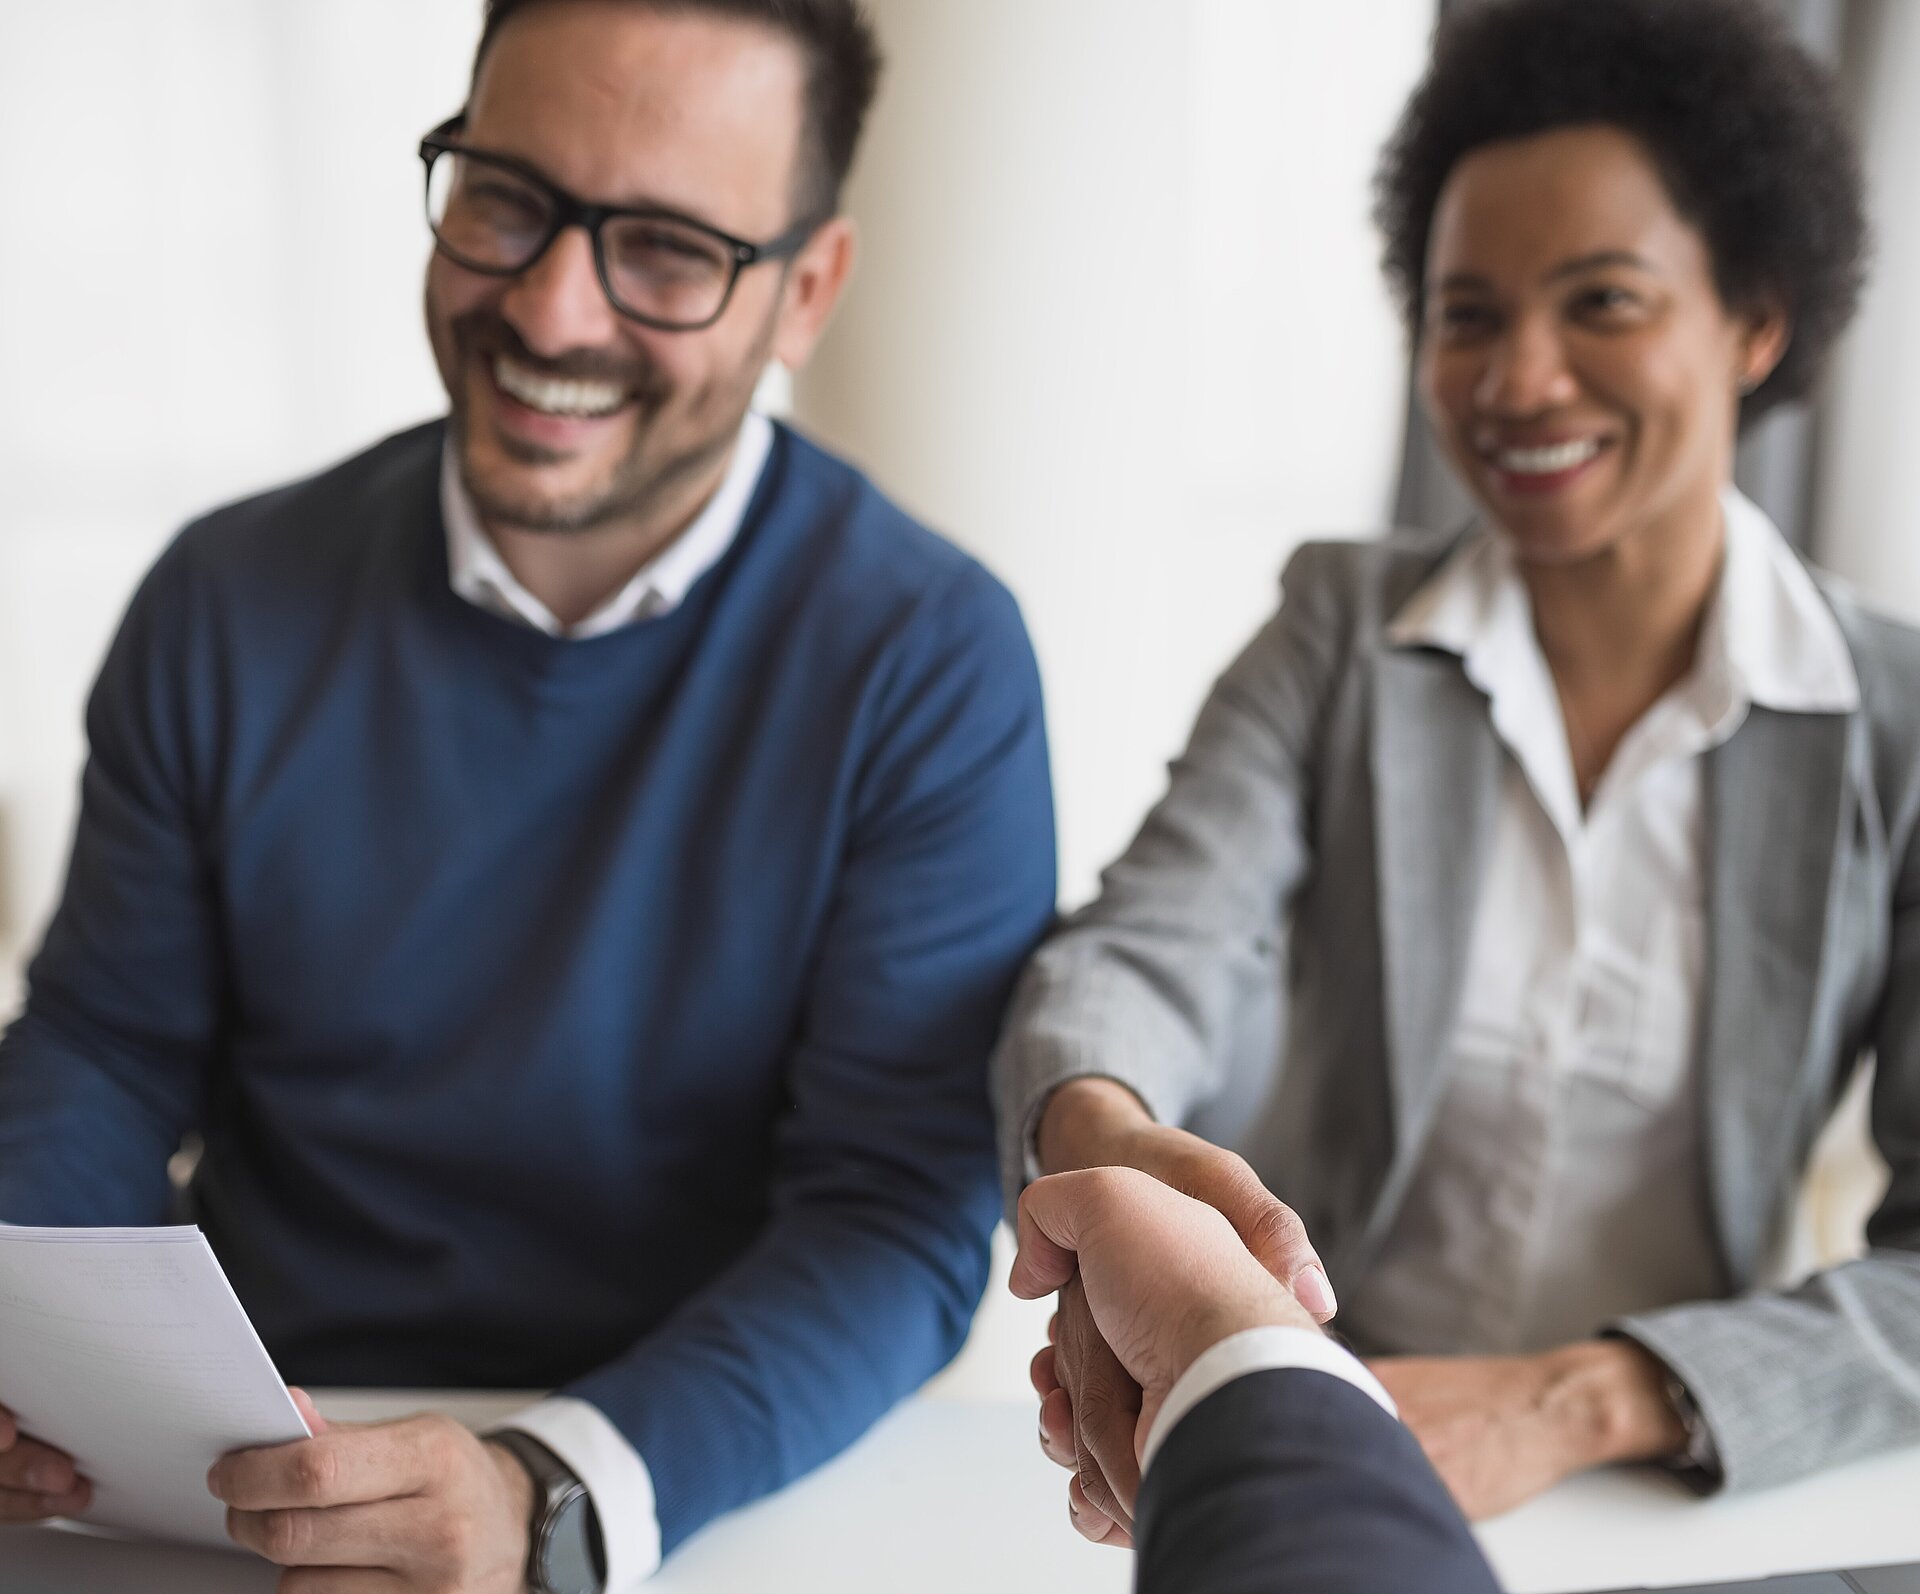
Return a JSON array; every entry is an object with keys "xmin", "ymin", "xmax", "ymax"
[
  {"xmin": 1009, "ymin": 1172, "xmax": 1097, "ymax": 1300},
  {"xmin": 288, "ymin": 1387, "xmax": 331, "ymax": 1437},
  {"xmin": 1217, "ymin": 1175, "xmax": 1337, "ymax": 1322}
]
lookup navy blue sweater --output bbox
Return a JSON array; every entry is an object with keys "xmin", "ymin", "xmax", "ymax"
[{"xmin": 0, "ymin": 419, "xmax": 1057, "ymax": 1552}]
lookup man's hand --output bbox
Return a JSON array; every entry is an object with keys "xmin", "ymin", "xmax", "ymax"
[
  {"xmin": 0, "ymin": 1404, "xmax": 91, "ymax": 1524},
  {"xmin": 1012, "ymin": 1167, "xmax": 1318, "ymax": 1545},
  {"xmin": 1035, "ymin": 1281, "xmax": 1140, "ymax": 1547},
  {"xmin": 1030, "ymin": 1080, "xmax": 1335, "ymax": 1544},
  {"xmin": 1371, "ymin": 1342, "xmax": 1688, "ymax": 1520},
  {"xmin": 1037, "ymin": 1079, "xmax": 1336, "ymax": 1315},
  {"xmin": 211, "ymin": 1389, "xmax": 535, "ymax": 1592}
]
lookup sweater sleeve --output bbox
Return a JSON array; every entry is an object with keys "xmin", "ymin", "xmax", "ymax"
[
  {"xmin": 0, "ymin": 536, "xmax": 224, "ymax": 1225},
  {"xmin": 561, "ymin": 561, "xmax": 1058, "ymax": 1557}
]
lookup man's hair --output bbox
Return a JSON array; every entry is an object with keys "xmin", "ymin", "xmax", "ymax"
[
  {"xmin": 1373, "ymin": 0, "xmax": 1869, "ymax": 420},
  {"xmin": 472, "ymin": 0, "xmax": 882, "ymax": 221}
]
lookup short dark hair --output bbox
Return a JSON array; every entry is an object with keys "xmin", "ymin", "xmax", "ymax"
[
  {"xmin": 1373, "ymin": 0, "xmax": 1870, "ymax": 419},
  {"xmin": 471, "ymin": 0, "xmax": 882, "ymax": 221}
]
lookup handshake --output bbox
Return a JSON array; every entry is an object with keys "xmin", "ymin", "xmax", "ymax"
[{"xmin": 1016, "ymin": 1078, "xmax": 1341, "ymax": 1549}]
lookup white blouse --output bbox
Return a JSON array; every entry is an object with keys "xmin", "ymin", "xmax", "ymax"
[{"xmin": 1339, "ymin": 488, "xmax": 1860, "ymax": 1357}]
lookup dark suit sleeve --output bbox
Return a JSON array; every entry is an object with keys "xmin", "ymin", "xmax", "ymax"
[{"xmin": 1136, "ymin": 1368, "xmax": 1502, "ymax": 1594}]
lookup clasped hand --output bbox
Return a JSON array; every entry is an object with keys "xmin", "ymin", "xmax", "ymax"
[
  {"xmin": 1012, "ymin": 1163, "xmax": 1324, "ymax": 1549},
  {"xmin": 1028, "ymin": 1082, "xmax": 1336, "ymax": 1546}
]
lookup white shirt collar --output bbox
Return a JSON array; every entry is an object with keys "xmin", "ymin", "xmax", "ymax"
[
  {"xmin": 440, "ymin": 409, "xmax": 775, "ymax": 640},
  {"xmin": 1385, "ymin": 485, "xmax": 1860, "ymax": 718}
]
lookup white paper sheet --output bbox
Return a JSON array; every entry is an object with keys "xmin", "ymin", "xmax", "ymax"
[{"xmin": 0, "ymin": 1225, "xmax": 310, "ymax": 1549}]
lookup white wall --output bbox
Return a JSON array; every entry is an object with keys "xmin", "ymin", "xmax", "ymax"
[
  {"xmin": 798, "ymin": 1, "xmax": 1437, "ymax": 1397},
  {"xmin": 0, "ymin": 1, "xmax": 480, "ymax": 996},
  {"xmin": 798, "ymin": 0, "xmax": 1435, "ymax": 903},
  {"xmin": 1814, "ymin": 0, "xmax": 1920, "ymax": 618}
]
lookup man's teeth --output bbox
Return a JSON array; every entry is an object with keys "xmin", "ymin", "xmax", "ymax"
[
  {"xmin": 493, "ymin": 356, "xmax": 627, "ymax": 418},
  {"xmin": 1495, "ymin": 439, "xmax": 1603, "ymax": 475}
]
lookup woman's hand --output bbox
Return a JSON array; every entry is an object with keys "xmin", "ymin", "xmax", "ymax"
[
  {"xmin": 1036, "ymin": 1079, "xmax": 1336, "ymax": 1315},
  {"xmin": 1014, "ymin": 1168, "xmax": 1320, "ymax": 1547},
  {"xmin": 1030, "ymin": 1080, "xmax": 1337, "ymax": 1542},
  {"xmin": 1370, "ymin": 1342, "xmax": 1688, "ymax": 1520}
]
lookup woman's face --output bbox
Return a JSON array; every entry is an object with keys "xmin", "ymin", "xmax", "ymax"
[{"xmin": 1418, "ymin": 124, "xmax": 1786, "ymax": 569}]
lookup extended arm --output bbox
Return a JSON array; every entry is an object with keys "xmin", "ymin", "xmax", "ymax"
[
  {"xmin": 1138, "ymin": 1369, "xmax": 1502, "ymax": 1594},
  {"xmin": 558, "ymin": 567, "xmax": 1057, "ymax": 1558},
  {"xmin": 989, "ymin": 543, "xmax": 1352, "ymax": 1209},
  {"xmin": 1012, "ymin": 1168, "xmax": 1500, "ymax": 1594}
]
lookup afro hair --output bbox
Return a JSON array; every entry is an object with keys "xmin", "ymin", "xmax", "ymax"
[{"xmin": 1374, "ymin": 0, "xmax": 1870, "ymax": 418}]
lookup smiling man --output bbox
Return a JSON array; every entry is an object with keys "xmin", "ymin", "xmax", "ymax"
[{"xmin": 0, "ymin": 3, "xmax": 1055, "ymax": 1590}]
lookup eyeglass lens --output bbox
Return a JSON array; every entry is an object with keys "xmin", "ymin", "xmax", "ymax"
[{"xmin": 426, "ymin": 149, "xmax": 739, "ymax": 327}]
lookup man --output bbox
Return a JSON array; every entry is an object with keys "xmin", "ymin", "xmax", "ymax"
[
  {"xmin": 1012, "ymin": 1168, "xmax": 1501, "ymax": 1594},
  {"xmin": 0, "ymin": 1, "xmax": 1056, "ymax": 1589}
]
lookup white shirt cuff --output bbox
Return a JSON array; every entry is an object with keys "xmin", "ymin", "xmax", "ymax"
[
  {"xmin": 1140, "ymin": 1325, "xmax": 1399, "ymax": 1476},
  {"xmin": 498, "ymin": 1396, "xmax": 661, "ymax": 1589}
]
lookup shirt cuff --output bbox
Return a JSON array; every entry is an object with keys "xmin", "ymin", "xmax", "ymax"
[
  {"xmin": 1140, "ymin": 1325, "xmax": 1399, "ymax": 1476},
  {"xmin": 497, "ymin": 1396, "xmax": 661, "ymax": 1589}
]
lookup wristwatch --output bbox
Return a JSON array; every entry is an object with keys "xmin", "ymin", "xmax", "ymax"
[
  {"xmin": 489, "ymin": 1430, "xmax": 607, "ymax": 1594},
  {"xmin": 1662, "ymin": 1373, "xmax": 1724, "ymax": 1482}
]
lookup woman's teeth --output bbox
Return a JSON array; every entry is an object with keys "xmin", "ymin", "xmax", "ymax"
[
  {"xmin": 1495, "ymin": 438, "xmax": 1603, "ymax": 475},
  {"xmin": 493, "ymin": 356, "xmax": 627, "ymax": 418}
]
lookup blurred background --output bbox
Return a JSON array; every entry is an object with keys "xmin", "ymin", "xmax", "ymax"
[{"xmin": 0, "ymin": 0, "xmax": 1914, "ymax": 1396}]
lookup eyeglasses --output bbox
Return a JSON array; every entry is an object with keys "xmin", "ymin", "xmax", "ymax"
[{"xmin": 417, "ymin": 117, "xmax": 821, "ymax": 332}]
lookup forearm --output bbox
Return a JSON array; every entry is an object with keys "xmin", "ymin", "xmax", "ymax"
[
  {"xmin": 1036, "ymin": 1076, "xmax": 1158, "ymax": 1174},
  {"xmin": 564, "ymin": 1177, "xmax": 998, "ymax": 1557},
  {"xmin": 1138, "ymin": 1371, "xmax": 1501, "ymax": 1594},
  {"xmin": 0, "ymin": 1008, "xmax": 185, "ymax": 1224}
]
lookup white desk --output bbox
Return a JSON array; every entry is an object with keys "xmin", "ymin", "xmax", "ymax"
[{"xmin": 3, "ymin": 1391, "xmax": 1917, "ymax": 1593}]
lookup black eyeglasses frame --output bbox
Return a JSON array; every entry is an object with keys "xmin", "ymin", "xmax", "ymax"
[{"xmin": 417, "ymin": 116, "xmax": 823, "ymax": 333}]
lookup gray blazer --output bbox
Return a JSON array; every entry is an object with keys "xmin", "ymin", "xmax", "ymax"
[{"xmin": 993, "ymin": 529, "xmax": 1920, "ymax": 1493}]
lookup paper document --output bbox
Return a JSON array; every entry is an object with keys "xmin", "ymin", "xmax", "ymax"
[{"xmin": 0, "ymin": 1225, "xmax": 310, "ymax": 1548}]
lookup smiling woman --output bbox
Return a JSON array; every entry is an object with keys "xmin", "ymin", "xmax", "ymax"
[{"xmin": 993, "ymin": 0, "xmax": 1920, "ymax": 1546}]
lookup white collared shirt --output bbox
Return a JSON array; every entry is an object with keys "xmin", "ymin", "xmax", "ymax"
[
  {"xmin": 1338, "ymin": 488, "xmax": 1859, "ymax": 1359},
  {"xmin": 445, "ymin": 411, "xmax": 774, "ymax": 1589},
  {"xmin": 441, "ymin": 409, "xmax": 774, "ymax": 638},
  {"xmin": 1141, "ymin": 1327, "xmax": 1398, "ymax": 1476}
]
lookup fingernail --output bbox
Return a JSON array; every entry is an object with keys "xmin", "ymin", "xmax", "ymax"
[
  {"xmin": 1293, "ymin": 1264, "xmax": 1338, "ymax": 1319},
  {"xmin": 26, "ymin": 1463, "xmax": 63, "ymax": 1492}
]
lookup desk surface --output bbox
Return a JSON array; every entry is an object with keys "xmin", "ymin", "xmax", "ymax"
[{"xmin": 3, "ymin": 1391, "xmax": 1917, "ymax": 1593}]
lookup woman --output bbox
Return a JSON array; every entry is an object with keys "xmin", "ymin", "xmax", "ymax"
[{"xmin": 997, "ymin": 0, "xmax": 1917, "ymax": 1545}]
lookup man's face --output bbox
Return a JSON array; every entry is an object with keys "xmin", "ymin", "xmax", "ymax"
[{"xmin": 426, "ymin": 0, "xmax": 816, "ymax": 534}]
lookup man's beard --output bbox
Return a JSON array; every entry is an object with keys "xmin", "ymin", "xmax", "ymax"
[{"xmin": 447, "ymin": 311, "xmax": 765, "ymax": 537}]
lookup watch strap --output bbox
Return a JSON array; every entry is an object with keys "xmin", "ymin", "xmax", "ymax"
[{"xmin": 489, "ymin": 1429, "xmax": 602, "ymax": 1594}]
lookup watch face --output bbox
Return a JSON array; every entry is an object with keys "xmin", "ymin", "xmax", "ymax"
[{"xmin": 538, "ymin": 1488, "xmax": 606, "ymax": 1594}]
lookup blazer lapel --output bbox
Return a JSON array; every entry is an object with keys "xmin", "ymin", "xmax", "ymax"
[
  {"xmin": 1370, "ymin": 648, "xmax": 1501, "ymax": 1171},
  {"xmin": 1701, "ymin": 707, "xmax": 1852, "ymax": 1283}
]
